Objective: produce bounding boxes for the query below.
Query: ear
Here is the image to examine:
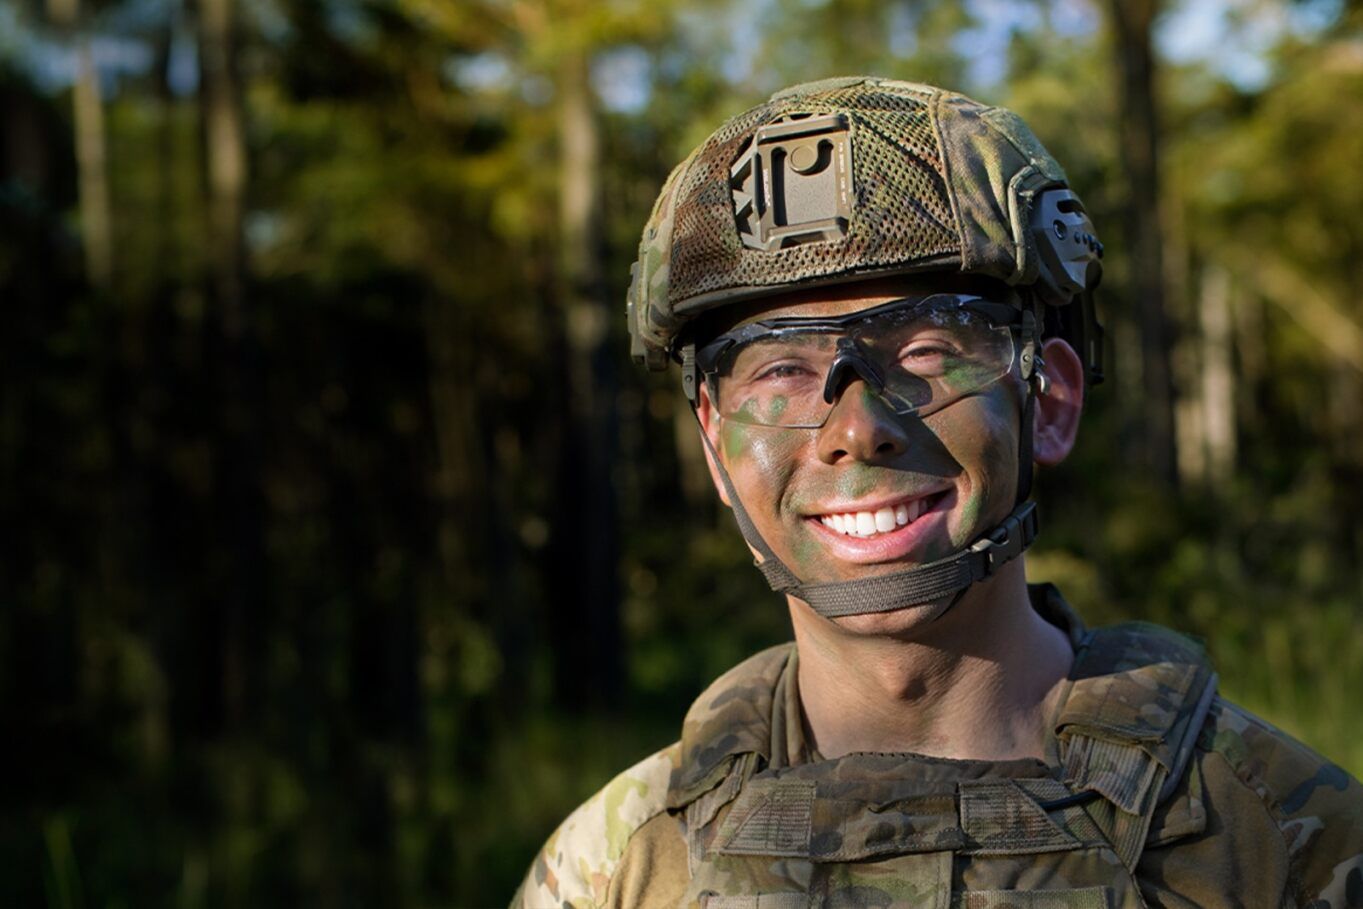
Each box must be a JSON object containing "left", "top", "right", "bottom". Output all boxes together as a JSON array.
[
  {"left": 1033, "top": 337, "right": 1084, "bottom": 467},
  {"left": 695, "top": 383, "right": 732, "bottom": 507}
]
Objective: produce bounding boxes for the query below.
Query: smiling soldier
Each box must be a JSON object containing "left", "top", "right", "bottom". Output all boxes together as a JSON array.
[{"left": 513, "top": 78, "right": 1363, "bottom": 908}]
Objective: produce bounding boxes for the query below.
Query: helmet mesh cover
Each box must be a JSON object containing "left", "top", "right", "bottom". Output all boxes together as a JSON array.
[{"left": 669, "top": 85, "right": 960, "bottom": 307}]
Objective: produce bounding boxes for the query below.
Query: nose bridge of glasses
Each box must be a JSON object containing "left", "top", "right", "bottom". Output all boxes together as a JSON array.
[{"left": 821, "top": 339, "right": 887, "bottom": 406}]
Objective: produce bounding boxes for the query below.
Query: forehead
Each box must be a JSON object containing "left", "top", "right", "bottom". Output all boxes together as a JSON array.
[{"left": 703, "top": 273, "right": 1013, "bottom": 335}]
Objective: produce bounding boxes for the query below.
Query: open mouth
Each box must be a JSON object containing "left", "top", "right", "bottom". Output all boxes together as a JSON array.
[{"left": 814, "top": 492, "right": 947, "bottom": 539}]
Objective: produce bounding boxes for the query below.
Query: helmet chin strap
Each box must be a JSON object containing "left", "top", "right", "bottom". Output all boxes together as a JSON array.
[{"left": 692, "top": 318, "right": 1044, "bottom": 621}]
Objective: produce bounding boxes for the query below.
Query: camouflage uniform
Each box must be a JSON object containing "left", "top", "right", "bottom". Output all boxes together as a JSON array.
[
  {"left": 513, "top": 587, "right": 1363, "bottom": 908},
  {"left": 513, "top": 78, "right": 1363, "bottom": 909}
]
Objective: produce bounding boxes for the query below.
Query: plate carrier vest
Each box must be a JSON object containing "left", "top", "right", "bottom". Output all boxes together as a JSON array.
[{"left": 665, "top": 603, "right": 1218, "bottom": 908}]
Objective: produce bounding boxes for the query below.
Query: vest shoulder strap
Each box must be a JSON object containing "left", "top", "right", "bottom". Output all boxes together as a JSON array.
[
  {"left": 1056, "top": 621, "right": 1218, "bottom": 870},
  {"left": 667, "top": 644, "right": 792, "bottom": 811}
]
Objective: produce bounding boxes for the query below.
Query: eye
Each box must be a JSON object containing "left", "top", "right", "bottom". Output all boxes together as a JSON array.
[
  {"left": 902, "top": 340, "right": 957, "bottom": 356},
  {"left": 752, "top": 360, "right": 820, "bottom": 382},
  {"left": 899, "top": 337, "right": 964, "bottom": 362}
]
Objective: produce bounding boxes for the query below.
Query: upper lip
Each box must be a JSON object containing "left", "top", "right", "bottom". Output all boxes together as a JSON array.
[{"left": 804, "top": 489, "right": 947, "bottom": 517}]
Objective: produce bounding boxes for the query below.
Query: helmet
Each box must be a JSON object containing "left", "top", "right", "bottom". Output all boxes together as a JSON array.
[
  {"left": 626, "top": 76, "right": 1103, "bottom": 387},
  {"left": 626, "top": 77, "right": 1105, "bottom": 620}
]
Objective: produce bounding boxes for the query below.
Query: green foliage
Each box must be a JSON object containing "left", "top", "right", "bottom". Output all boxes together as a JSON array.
[{"left": 3, "top": 1, "right": 1362, "bottom": 906}]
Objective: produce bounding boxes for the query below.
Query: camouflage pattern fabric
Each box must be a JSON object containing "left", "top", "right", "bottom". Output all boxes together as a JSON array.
[
  {"left": 512, "top": 587, "right": 1363, "bottom": 908},
  {"left": 627, "top": 77, "right": 1086, "bottom": 368},
  {"left": 512, "top": 743, "right": 685, "bottom": 908}
]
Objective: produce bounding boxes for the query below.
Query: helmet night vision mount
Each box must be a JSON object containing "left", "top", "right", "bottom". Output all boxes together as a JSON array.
[{"left": 625, "top": 77, "right": 1105, "bottom": 620}]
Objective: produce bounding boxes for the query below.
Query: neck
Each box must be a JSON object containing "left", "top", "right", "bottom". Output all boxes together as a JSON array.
[{"left": 790, "top": 559, "right": 1073, "bottom": 763}]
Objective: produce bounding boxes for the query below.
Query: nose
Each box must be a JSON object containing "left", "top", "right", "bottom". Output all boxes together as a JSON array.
[{"left": 815, "top": 378, "right": 911, "bottom": 464}]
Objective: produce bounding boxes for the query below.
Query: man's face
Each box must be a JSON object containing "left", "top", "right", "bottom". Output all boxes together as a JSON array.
[{"left": 697, "top": 275, "right": 1030, "bottom": 618}]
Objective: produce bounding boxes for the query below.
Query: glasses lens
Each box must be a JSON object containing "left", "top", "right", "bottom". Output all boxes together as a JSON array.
[
  {"left": 873, "top": 301, "right": 1015, "bottom": 416},
  {"left": 715, "top": 332, "right": 839, "bottom": 427},
  {"left": 710, "top": 298, "right": 1015, "bottom": 427}
]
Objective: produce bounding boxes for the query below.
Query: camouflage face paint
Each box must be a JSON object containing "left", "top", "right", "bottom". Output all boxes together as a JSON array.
[
  {"left": 926, "top": 383, "right": 1020, "bottom": 551},
  {"left": 705, "top": 286, "right": 1029, "bottom": 589},
  {"left": 831, "top": 387, "right": 887, "bottom": 501},
  {"left": 835, "top": 463, "right": 881, "bottom": 501},
  {"left": 716, "top": 415, "right": 824, "bottom": 573},
  {"left": 722, "top": 414, "right": 753, "bottom": 461},
  {"left": 721, "top": 398, "right": 764, "bottom": 460}
]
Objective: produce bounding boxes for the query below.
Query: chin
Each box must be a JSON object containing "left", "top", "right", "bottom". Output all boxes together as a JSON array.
[{"left": 807, "top": 596, "right": 957, "bottom": 639}]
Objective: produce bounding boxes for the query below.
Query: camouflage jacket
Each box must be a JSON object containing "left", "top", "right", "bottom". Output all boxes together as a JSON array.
[{"left": 513, "top": 587, "right": 1363, "bottom": 908}]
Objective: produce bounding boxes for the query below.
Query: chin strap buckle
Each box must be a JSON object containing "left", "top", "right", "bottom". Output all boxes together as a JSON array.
[{"left": 970, "top": 501, "right": 1040, "bottom": 577}]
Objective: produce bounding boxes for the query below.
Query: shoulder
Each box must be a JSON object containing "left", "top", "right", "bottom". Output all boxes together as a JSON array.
[
  {"left": 1199, "top": 695, "right": 1363, "bottom": 905},
  {"left": 511, "top": 742, "right": 684, "bottom": 909}
]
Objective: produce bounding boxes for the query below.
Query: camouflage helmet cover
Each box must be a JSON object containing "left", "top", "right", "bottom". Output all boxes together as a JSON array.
[{"left": 627, "top": 76, "right": 1103, "bottom": 369}]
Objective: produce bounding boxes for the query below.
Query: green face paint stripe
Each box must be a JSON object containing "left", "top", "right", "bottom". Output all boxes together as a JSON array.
[
  {"left": 835, "top": 464, "right": 881, "bottom": 500},
  {"left": 788, "top": 531, "right": 827, "bottom": 575},
  {"left": 721, "top": 418, "right": 751, "bottom": 461},
  {"left": 955, "top": 489, "right": 984, "bottom": 548}
]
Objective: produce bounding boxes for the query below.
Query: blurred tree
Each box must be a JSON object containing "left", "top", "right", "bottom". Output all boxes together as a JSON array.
[
  {"left": 2, "top": 0, "right": 1362, "bottom": 905},
  {"left": 45, "top": 0, "right": 113, "bottom": 287},
  {"left": 1106, "top": 0, "right": 1178, "bottom": 486}
]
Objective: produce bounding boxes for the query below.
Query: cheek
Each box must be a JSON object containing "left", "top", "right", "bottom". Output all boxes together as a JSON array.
[
  {"left": 930, "top": 391, "right": 1021, "bottom": 542},
  {"left": 720, "top": 422, "right": 807, "bottom": 506},
  {"left": 719, "top": 423, "right": 837, "bottom": 572}
]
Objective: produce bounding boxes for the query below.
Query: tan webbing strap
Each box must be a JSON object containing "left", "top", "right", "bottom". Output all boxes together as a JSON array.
[
  {"left": 1062, "top": 735, "right": 1168, "bottom": 870},
  {"left": 684, "top": 752, "right": 759, "bottom": 874},
  {"left": 1056, "top": 622, "right": 1219, "bottom": 871}
]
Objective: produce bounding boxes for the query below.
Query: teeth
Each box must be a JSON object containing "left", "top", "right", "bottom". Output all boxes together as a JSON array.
[
  {"left": 874, "top": 508, "right": 896, "bottom": 533},
  {"left": 818, "top": 497, "right": 934, "bottom": 538}
]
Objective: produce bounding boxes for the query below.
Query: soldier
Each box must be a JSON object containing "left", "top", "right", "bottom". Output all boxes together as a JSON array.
[{"left": 513, "top": 78, "right": 1363, "bottom": 908}]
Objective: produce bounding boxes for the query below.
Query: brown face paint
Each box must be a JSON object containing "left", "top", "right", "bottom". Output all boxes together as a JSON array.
[
  {"left": 927, "top": 383, "right": 1020, "bottom": 552},
  {"left": 717, "top": 417, "right": 825, "bottom": 574}
]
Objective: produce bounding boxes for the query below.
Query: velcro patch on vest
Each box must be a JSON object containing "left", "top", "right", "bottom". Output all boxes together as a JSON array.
[
  {"left": 958, "top": 780, "right": 1080, "bottom": 855},
  {"left": 809, "top": 785, "right": 963, "bottom": 861},
  {"left": 712, "top": 777, "right": 969, "bottom": 861},
  {"left": 1014, "top": 779, "right": 1109, "bottom": 846},
  {"left": 713, "top": 779, "right": 815, "bottom": 857}
]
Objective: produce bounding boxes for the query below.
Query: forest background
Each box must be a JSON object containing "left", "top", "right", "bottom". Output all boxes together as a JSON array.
[{"left": 4, "top": 0, "right": 1363, "bottom": 904}]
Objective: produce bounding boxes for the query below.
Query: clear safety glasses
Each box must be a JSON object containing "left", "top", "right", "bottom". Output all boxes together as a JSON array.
[{"left": 696, "top": 293, "right": 1024, "bottom": 429}]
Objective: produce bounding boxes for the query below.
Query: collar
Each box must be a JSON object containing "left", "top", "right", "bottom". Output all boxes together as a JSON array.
[{"left": 666, "top": 585, "right": 1211, "bottom": 813}]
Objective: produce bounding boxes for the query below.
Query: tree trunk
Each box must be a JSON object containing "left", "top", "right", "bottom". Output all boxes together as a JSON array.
[
  {"left": 1198, "top": 265, "right": 1236, "bottom": 484},
  {"left": 550, "top": 48, "right": 622, "bottom": 710},
  {"left": 199, "top": 0, "right": 247, "bottom": 331},
  {"left": 1108, "top": 0, "right": 1178, "bottom": 485},
  {"left": 196, "top": 0, "right": 259, "bottom": 733},
  {"left": 47, "top": 0, "right": 113, "bottom": 289}
]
